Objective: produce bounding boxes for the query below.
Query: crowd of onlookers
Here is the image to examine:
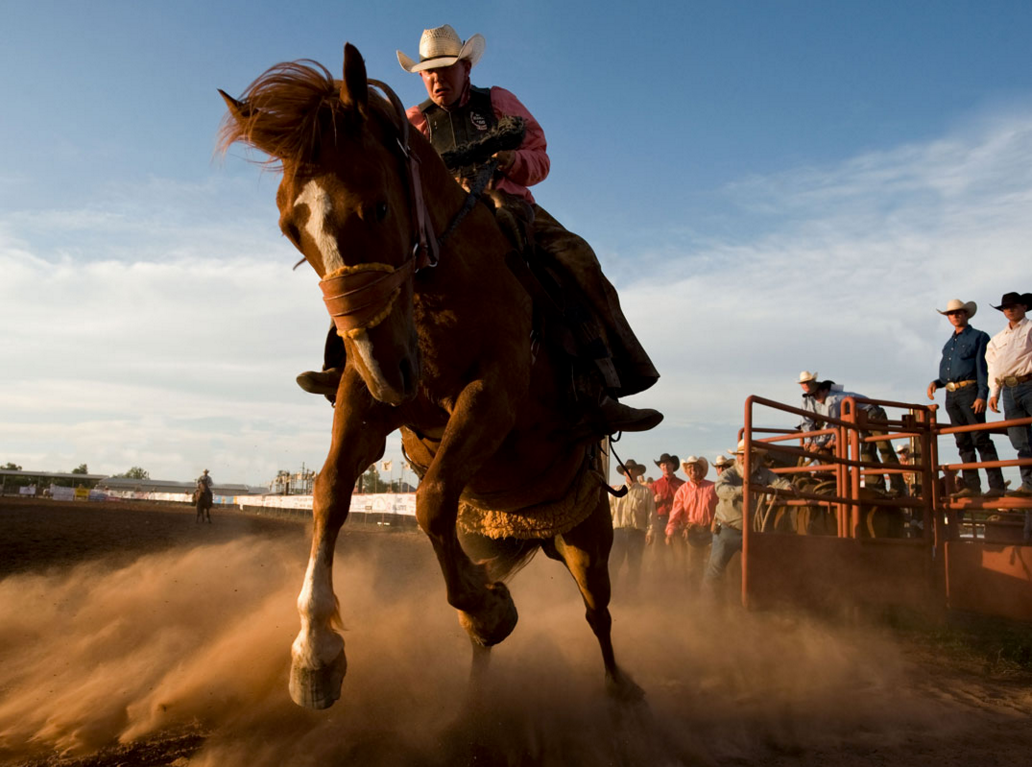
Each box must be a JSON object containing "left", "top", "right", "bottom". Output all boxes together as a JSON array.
[{"left": 609, "top": 291, "right": 1032, "bottom": 600}]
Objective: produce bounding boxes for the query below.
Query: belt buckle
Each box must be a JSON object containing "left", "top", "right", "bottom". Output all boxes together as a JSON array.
[
  {"left": 946, "top": 382, "right": 957, "bottom": 392},
  {"left": 1004, "top": 375, "right": 1019, "bottom": 387}
]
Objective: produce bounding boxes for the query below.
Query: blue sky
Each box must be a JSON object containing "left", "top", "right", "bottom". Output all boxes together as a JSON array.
[{"left": 2, "top": 1, "right": 1030, "bottom": 486}]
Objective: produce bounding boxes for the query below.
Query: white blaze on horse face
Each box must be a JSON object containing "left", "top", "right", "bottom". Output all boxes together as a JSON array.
[
  {"left": 350, "top": 331, "right": 389, "bottom": 390},
  {"left": 295, "top": 180, "right": 345, "bottom": 274}
]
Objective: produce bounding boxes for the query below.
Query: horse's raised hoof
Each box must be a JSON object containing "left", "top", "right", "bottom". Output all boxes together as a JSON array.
[
  {"left": 457, "top": 582, "right": 518, "bottom": 647},
  {"left": 605, "top": 667, "right": 646, "bottom": 702},
  {"left": 289, "top": 645, "right": 347, "bottom": 710}
]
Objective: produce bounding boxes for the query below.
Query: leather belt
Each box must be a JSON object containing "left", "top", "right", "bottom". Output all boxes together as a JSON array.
[
  {"left": 945, "top": 380, "right": 975, "bottom": 391},
  {"left": 997, "top": 373, "right": 1032, "bottom": 388}
]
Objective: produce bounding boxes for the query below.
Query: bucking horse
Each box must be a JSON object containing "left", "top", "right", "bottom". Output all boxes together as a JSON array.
[{"left": 218, "top": 45, "right": 653, "bottom": 709}]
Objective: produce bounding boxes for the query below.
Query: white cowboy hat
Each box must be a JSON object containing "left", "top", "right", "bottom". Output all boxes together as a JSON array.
[
  {"left": 937, "top": 299, "right": 977, "bottom": 319},
  {"left": 713, "top": 455, "right": 732, "bottom": 467},
  {"left": 798, "top": 370, "right": 818, "bottom": 383},
  {"left": 895, "top": 443, "right": 912, "bottom": 454},
  {"left": 728, "top": 439, "right": 768, "bottom": 456},
  {"left": 681, "top": 455, "right": 709, "bottom": 476},
  {"left": 397, "top": 25, "right": 486, "bottom": 73}
]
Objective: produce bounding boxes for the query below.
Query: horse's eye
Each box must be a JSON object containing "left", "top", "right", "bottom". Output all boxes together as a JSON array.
[
  {"left": 375, "top": 202, "right": 388, "bottom": 221},
  {"left": 284, "top": 222, "right": 302, "bottom": 244}
]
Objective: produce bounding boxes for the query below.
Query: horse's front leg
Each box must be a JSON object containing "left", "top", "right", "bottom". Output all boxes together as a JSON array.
[
  {"left": 289, "top": 370, "right": 395, "bottom": 710},
  {"left": 416, "top": 378, "right": 519, "bottom": 647}
]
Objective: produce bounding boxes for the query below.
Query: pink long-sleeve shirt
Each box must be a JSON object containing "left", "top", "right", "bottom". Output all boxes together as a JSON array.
[
  {"left": 406, "top": 86, "right": 550, "bottom": 203},
  {"left": 665, "top": 479, "right": 717, "bottom": 538}
]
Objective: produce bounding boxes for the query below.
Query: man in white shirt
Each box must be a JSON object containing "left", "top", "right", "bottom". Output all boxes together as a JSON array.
[
  {"left": 986, "top": 292, "right": 1032, "bottom": 497},
  {"left": 608, "top": 459, "right": 656, "bottom": 594}
]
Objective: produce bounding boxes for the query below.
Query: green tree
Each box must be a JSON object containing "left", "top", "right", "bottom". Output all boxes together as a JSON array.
[
  {"left": 357, "top": 466, "right": 387, "bottom": 494},
  {"left": 71, "top": 464, "right": 88, "bottom": 474},
  {"left": 116, "top": 466, "right": 150, "bottom": 480},
  {"left": 1, "top": 462, "right": 30, "bottom": 488}
]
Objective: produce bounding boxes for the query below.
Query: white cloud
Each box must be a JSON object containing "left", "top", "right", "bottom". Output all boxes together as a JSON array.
[
  {"left": 3, "top": 109, "right": 1030, "bottom": 486},
  {"left": 610, "top": 108, "right": 1032, "bottom": 477}
]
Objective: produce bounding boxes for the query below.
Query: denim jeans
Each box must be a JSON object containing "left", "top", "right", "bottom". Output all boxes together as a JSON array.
[
  {"left": 1002, "top": 380, "right": 1032, "bottom": 489},
  {"left": 861, "top": 405, "right": 906, "bottom": 494},
  {"left": 945, "top": 384, "right": 1005, "bottom": 492},
  {"left": 610, "top": 527, "right": 647, "bottom": 594},
  {"left": 703, "top": 525, "right": 742, "bottom": 590}
]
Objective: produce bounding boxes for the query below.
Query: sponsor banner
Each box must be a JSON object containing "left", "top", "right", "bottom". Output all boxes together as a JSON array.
[
  {"left": 19, "top": 485, "right": 37, "bottom": 496},
  {"left": 50, "top": 485, "right": 75, "bottom": 501},
  {"left": 349, "top": 493, "right": 417, "bottom": 516},
  {"left": 74, "top": 486, "right": 90, "bottom": 500},
  {"left": 236, "top": 493, "right": 417, "bottom": 516}
]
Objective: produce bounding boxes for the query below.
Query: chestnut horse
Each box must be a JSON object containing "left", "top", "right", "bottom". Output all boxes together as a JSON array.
[{"left": 219, "top": 45, "right": 643, "bottom": 709}]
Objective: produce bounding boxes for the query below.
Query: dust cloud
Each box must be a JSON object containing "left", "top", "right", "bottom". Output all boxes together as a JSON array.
[{"left": 0, "top": 531, "right": 969, "bottom": 766}]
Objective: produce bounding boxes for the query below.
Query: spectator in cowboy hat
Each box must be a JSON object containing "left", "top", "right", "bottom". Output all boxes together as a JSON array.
[
  {"left": 608, "top": 459, "right": 655, "bottom": 595},
  {"left": 926, "top": 298, "right": 1006, "bottom": 498},
  {"left": 798, "top": 370, "right": 842, "bottom": 445},
  {"left": 666, "top": 456, "right": 718, "bottom": 594},
  {"left": 704, "top": 440, "right": 795, "bottom": 601},
  {"left": 712, "top": 454, "right": 732, "bottom": 476},
  {"left": 649, "top": 453, "right": 684, "bottom": 577},
  {"left": 986, "top": 292, "right": 1032, "bottom": 499}
]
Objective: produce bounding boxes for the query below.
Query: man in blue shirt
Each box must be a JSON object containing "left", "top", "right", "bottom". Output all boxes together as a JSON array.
[{"left": 926, "top": 299, "right": 1006, "bottom": 498}]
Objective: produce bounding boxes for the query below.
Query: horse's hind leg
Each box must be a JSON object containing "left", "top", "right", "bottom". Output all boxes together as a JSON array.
[{"left": 548, "top": 493, "right": 644, "bottom": 700}]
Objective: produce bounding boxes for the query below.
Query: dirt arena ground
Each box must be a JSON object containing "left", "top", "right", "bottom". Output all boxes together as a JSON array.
[{"left": 1, "top": 497, "right": 1031, "bottom": 767}]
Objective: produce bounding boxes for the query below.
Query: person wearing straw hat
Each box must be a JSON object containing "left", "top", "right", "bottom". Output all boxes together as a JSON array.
[
  {"left": 298, "top": 24, "right": 662, "bottom": 438},
  {"left": 798, "top": 370, "right": 842, "bottom": 449},
  {"left": 703, "top": 440, "right": 794, "bottom": 600},
  {"left": 712, "top": 454, "right": 732, "bottom": 477},
  {"left": 397, "top": 24, "right": 660, "bottom": 428},
  {"left": 986, "top": 292, "right": 1032, "bottom": 499},
  {"left": 608, "top": 459, "right": 656, "bottom": 595},
  {"left": 926, "top": 298, "right": 1006, "bottom": 498},
  {"left": 666, "top": 456, "right": 717, "bottom": 594}
]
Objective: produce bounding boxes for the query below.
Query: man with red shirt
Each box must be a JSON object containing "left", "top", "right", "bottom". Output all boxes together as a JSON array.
[
  {"left": 649, "top": 452, "right": 684, "bottom": 577},
  {"left": 665, "top": 456, "right": 718, "bottom": 593}
]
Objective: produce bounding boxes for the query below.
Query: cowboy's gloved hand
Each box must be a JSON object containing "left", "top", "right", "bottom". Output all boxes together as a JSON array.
[{"left": 492, "top": 150, "right": 515, "bottom": 173}]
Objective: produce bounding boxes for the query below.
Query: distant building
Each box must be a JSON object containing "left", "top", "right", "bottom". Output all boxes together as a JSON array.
[
  {"left": 95, "top": 477, "right": 265, "bottom": 496},
  {"left": 269, "top": 469, "right": 316, "bottom": 495}
]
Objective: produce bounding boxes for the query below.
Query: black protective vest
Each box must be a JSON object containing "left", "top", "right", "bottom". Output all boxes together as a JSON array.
[{"left": 419, "top": 86, "right": 498, "bottom": 156}]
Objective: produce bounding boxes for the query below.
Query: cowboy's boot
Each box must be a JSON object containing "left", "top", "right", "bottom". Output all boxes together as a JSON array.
[
  {"left": 572, "top": 367, "right": 663, "bottom": 436},
  {"left": 296, "top": 367, "right": 343, "bottom": 396},
  {"left": 297, "top": 323, "right": 346, "bottom": 402}
]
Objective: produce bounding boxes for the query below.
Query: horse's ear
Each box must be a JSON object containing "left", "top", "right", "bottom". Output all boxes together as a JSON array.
[
  {"left": 341, "top": 43, "right": 369, "bottom": 112},
  {"left": 218, "top": 89, "right": 255, "bottom": 123}
]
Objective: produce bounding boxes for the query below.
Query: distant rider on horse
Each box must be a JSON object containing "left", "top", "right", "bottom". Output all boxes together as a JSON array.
[
  {"left": 297, "top": 24, "right": 661, "bottom": 436},
  {"left": 195, "top": 469, "right": 214, "bottom": 523}
]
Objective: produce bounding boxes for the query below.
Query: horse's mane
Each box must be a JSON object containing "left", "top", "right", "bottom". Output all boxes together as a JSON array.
[{"left": 218, "top": 59, "right": 393, "bottom": 171}]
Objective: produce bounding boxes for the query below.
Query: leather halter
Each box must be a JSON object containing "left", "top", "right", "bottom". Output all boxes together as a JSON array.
[{"left": 317, "top": 79, "right": 438, "bottom": 337}]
